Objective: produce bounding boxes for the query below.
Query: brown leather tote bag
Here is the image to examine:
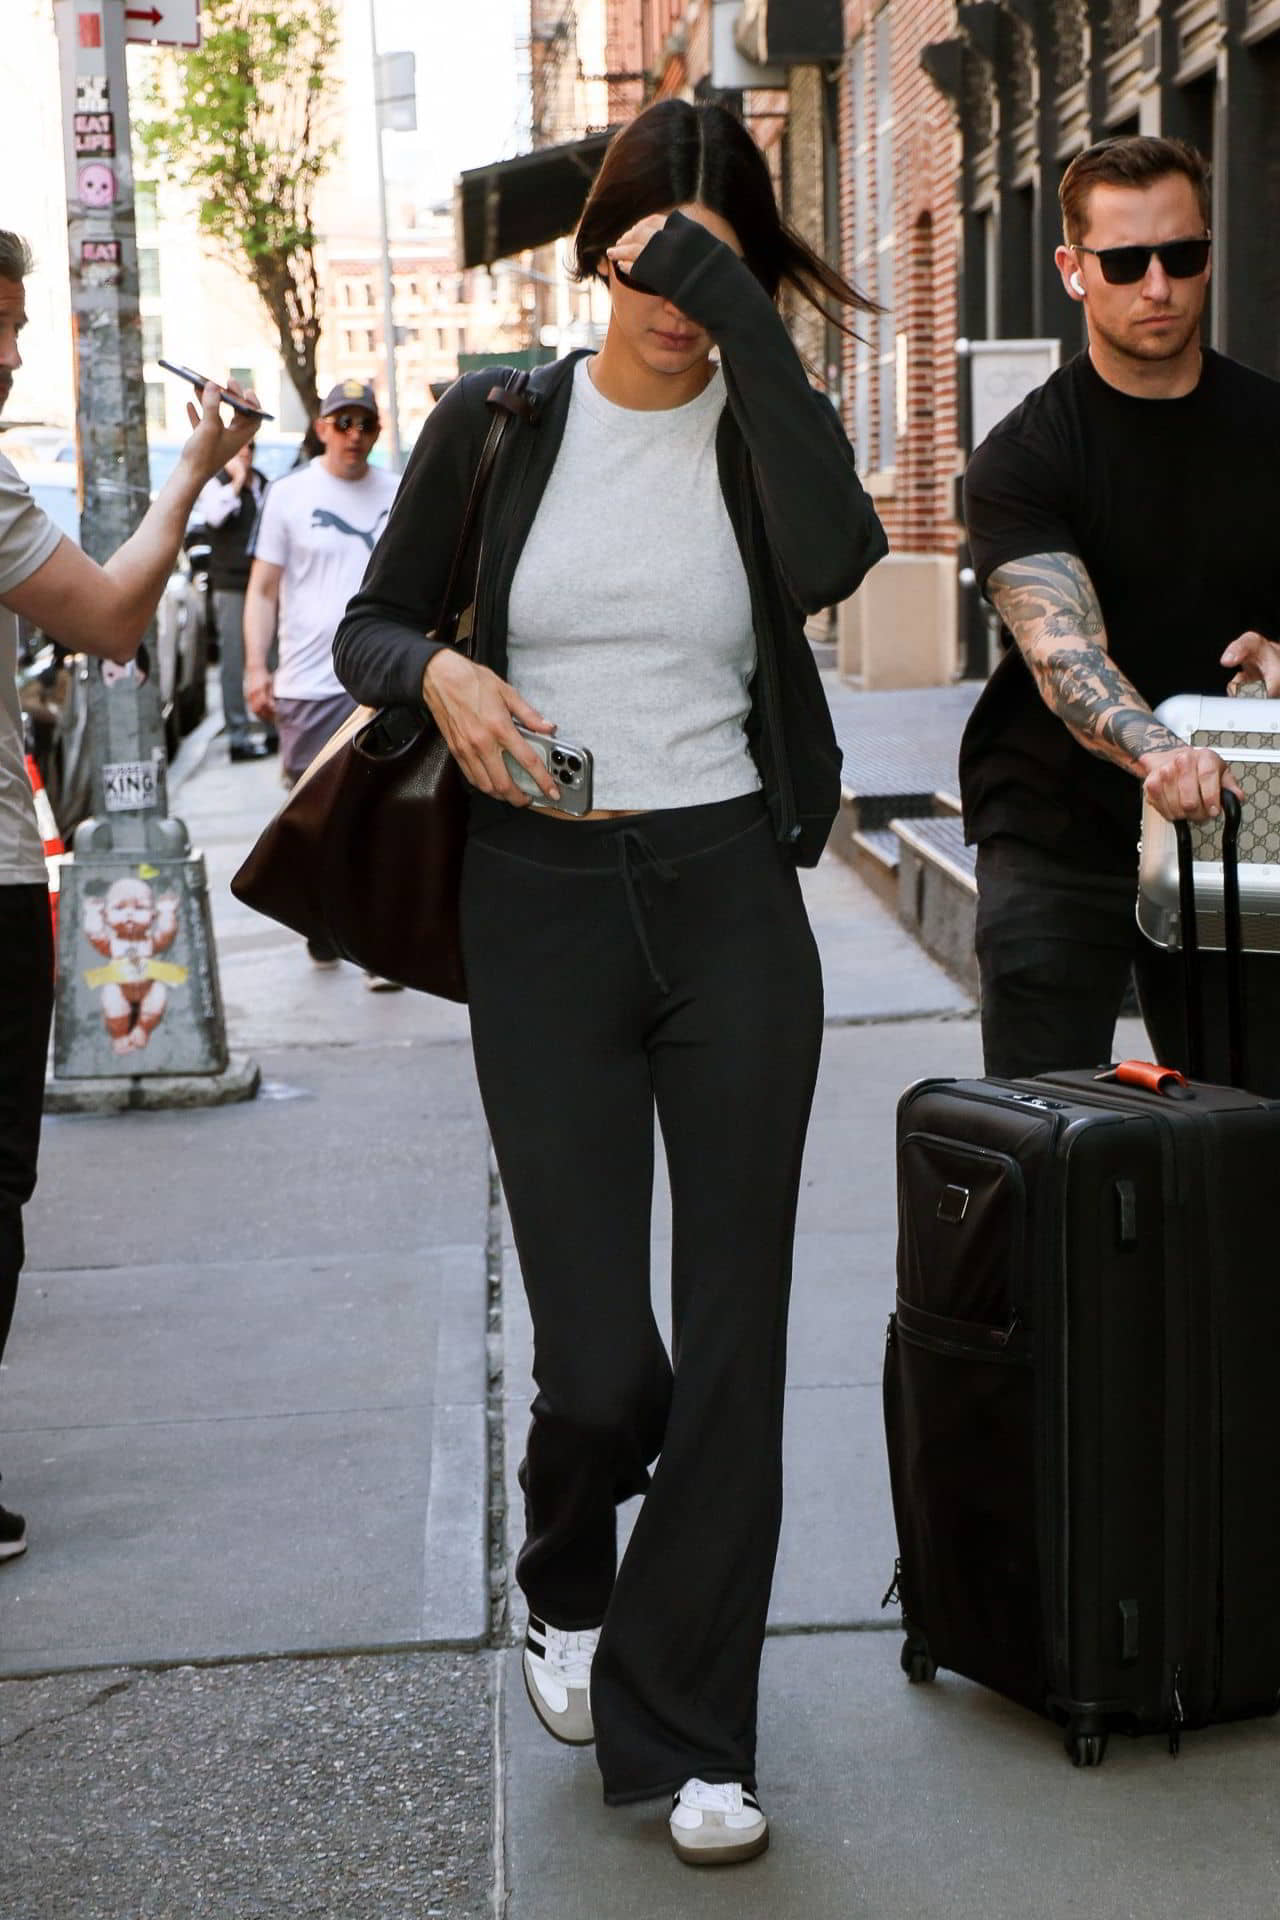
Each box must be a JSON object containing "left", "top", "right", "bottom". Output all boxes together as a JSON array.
[{"left": 230, "top": 373, "right": 529, "bottom": 1000}]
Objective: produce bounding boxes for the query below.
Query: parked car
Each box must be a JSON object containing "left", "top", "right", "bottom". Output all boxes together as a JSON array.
[
  {"left": 147, "top": 433, "right": 303, "bottom": 493},
  {"left": 16, "top": 464, "right": 210, "bottom": 836}
]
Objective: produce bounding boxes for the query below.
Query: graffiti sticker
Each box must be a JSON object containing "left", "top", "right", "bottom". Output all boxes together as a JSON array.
[
  {"left": 74, "top": 111, "right": 115, "bottom": 157},
  {"left": 77, "top": 162, "right": 117, "bottom": 208},
  {"left": 75, "top": 74, "right": 110, "bottom": 113},
  {"left": 103, "top": 760, "right": 159, "bottom": 812},
  {"left": 82, "top": 876, "right": 187, "bottom": 1057}
]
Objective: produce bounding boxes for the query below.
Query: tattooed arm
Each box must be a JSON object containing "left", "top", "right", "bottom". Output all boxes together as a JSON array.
[{"left": 986, "top": 551, "right": 1241, "bottom": 822}]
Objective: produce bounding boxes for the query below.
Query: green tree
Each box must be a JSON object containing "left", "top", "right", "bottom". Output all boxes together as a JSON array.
[{"left": 137, "top": 0, "right": 340, "bottom": 419}]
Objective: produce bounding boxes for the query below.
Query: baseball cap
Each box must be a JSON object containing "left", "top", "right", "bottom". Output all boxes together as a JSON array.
[{"left": 319, "top": 379, "right": 378, "bottom": 419}]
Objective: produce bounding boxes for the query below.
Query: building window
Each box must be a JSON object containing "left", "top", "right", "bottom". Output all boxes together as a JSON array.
[
  {"left": 138, "top": 248, "right": 161, "bottom": 298},
  {"left": 141, "top": 314, "right": 163, "bottom": 363},
  {"left": 145, "top": 381, "right": 166, "bottom": 430},
  {"left": 229, "top": 365, "right": 255, "bottom": 394},
  {"left": 873, "top": 7, "right": 897, "bottom": 471},
  {"left": 135, "top": 181, "right": 158, "bottom": 233},
  {"left": 848, "top": 37, "right": 872, "bottom": 467}
]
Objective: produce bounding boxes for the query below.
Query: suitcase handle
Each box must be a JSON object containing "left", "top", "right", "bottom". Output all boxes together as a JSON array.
[
  {"left": 1172, "top": 789, "right": 1245, "bottom": 1088},
  {"left": 1101, "top": 1059, "right": 1194, "bottom": 1098}
]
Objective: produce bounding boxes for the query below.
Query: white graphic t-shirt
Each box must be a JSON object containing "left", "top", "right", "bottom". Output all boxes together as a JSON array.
[
  {"left": 0, "top": 453, "right": 63, "bottom": 885},
  {"left": 251, "top": 460, "right": 400, "bottom": 699}
]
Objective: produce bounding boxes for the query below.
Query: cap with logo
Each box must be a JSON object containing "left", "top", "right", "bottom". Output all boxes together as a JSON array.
[{"left": 319, "top": 379, "right": 379, "bottom": 420}]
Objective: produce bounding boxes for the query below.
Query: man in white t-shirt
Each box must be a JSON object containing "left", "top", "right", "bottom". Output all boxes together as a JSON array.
[
  {"left": 243, "top": 380, "right": 398, "bottom": 778},
  {"left": 243, "top": 379, "right": 399, "bottom": 971},
  {"left": 0, "top": 230, "right": 259, "bottom": 1559}
]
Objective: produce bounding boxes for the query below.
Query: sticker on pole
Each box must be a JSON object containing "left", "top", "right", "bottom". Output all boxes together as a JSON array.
[{"left": 103, "top": 760, "right": 160, "bottom": 812}]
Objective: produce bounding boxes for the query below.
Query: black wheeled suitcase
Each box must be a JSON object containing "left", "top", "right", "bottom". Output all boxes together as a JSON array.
[{"left": 883, "top": 793, "right": 1280, "bottom": 1764}]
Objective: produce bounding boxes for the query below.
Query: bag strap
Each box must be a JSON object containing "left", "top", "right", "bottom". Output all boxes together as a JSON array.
[{"left": 436, "top": 368, "right": 532, "bottom": 654}]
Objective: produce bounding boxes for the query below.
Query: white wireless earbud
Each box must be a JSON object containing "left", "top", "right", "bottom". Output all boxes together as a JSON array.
[{"left": 1070, "top": 272, "right": 1086, "bottom": 296}]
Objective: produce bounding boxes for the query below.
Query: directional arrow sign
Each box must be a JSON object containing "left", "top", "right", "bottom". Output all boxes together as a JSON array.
[{"left": 125, "top": 1, "right": 201, "bottom": 48}]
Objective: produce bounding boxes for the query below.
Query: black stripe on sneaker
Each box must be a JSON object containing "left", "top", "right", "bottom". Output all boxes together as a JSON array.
[
  {"left": 743, "top": 1792, "right": 761, "bottom": 1812},
  {"left": 525, "top": 1620, "right": 547, "bottom": 1656}
]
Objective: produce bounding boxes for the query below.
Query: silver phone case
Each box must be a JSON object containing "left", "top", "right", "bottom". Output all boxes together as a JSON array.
[
  {"left": 502, "top": 726, "right": 595, "bottom": 814},
  {"left": 1137, "top": 694, "right": 1280, "bottom": 953}
]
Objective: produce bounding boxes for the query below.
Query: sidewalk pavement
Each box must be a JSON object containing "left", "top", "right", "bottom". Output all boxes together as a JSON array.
[{"left": 5, "top": 709, "right": 1278, "bottom": 1919}]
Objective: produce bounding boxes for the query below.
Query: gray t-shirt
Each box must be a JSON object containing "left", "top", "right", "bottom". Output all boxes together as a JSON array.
[
  {"left": 0, "top": 453, "right": 62, "bottom": 885},
  {"left": 506, "top": 357, "right": 759, "bottom": 811}
]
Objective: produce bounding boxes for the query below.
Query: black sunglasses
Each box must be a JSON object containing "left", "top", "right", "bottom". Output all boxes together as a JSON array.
[
  {"left": 1072, "top": 234, "right": 1211, "bottom": 286},
  {"left": 331, "top": 410, "right": 378, "bottom": 434}
]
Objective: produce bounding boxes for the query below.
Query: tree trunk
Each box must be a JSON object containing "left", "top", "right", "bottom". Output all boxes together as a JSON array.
[{"left": 254, "top": 264, "right": 322, "bottom": 421}]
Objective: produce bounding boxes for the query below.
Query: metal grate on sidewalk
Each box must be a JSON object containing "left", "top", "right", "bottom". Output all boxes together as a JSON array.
[{"left": 826, "top": 679, "right": 980, "bottom": 830}]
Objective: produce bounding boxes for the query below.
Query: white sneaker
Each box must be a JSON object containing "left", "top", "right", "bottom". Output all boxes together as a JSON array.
[
  {"left": 522, "top": 1614, "right": 599, "bottom": 1746},
  {"left": 363, "top": 972, "right": 404, "bottom": 992},
  {"left": 669, "top": 1778, "right": 769, "bottom": 1866}
]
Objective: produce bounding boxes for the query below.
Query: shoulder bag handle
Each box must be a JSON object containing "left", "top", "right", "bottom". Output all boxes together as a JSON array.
[{"left": 436, "top": 368, "right": 532, "bottom": 655}]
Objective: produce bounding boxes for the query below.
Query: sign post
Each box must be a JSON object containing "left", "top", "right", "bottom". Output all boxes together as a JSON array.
[{"left": 48, "top": 0, "right": 254, "bottom": 1106}]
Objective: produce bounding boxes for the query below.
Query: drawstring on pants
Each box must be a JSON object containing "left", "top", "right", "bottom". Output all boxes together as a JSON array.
[{"left": 616, "top": 830, "right": 678, "bottom": 993}]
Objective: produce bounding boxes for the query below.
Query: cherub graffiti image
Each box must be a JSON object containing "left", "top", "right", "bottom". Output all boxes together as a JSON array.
[{"left": 82, "top": 876, "right": 188, "bottom": 1055}]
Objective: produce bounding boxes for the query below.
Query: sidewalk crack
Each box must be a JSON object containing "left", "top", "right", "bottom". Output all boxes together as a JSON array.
[{"left": 0, "top": 1676, "right": 131, "bottom": 1750}]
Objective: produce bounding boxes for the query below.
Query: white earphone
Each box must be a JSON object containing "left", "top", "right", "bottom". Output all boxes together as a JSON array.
[{"left": 1070, "top": 271, "right": 1086, "bottom": 296}]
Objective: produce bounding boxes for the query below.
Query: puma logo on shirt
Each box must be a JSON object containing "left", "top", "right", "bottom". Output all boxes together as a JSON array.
[
  {"left": 252, "top": 461, "right": 400, "bottom": 700},
  {"left": 310, "top": 506, "right": 391, "bottom": 551}
]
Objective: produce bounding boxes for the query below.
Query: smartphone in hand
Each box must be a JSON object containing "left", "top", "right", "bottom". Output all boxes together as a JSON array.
[
  {"left": 502, "top": 725, "right": 594, "bottom": 813},
  {"left": 157, "top": 360, "right": 275, "bottom": 420}
]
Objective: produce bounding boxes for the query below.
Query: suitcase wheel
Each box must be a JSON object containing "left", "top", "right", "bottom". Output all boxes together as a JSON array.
[
  {"left": 1066, "top": 1726, "right": 1109, "bottom": 1768},
  {"left": 900, "top": 1635, "right": 937, "bottom": 1685}
]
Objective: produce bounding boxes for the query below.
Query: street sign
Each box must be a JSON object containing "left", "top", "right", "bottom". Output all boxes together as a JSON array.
[
  {"left": 375, "top": 50, "right": 417, "bottom": 132},
  {"left": 124, "top": 1, "right": 200, "bottom": 48}
]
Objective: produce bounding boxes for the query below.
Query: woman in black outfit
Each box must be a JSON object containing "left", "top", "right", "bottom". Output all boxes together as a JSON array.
[{"left": 334, "top": 100, "right": 886, "bottom": 1865}]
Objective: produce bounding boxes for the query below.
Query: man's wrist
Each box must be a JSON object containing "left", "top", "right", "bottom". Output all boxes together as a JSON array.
[{"left": 1135, "top": 730, "right": 1190, "bottom": 773}]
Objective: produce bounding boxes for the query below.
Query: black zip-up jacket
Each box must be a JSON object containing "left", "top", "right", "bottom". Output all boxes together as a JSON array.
[{"left": 333, "top": 212, "right": 888, "bottom": 865}]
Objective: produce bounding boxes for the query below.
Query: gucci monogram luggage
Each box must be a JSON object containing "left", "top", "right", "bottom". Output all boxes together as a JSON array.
[{"left": 1136, "top": 693, "right": 1280, "bottom": 1091}]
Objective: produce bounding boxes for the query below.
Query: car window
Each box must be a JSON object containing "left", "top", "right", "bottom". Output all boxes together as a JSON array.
[{"left": 27, "top": 482, "right": 79, "bottom": 542}]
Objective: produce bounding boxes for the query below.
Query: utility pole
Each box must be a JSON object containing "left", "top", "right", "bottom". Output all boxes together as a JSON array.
[
  {"left": 369, "top": 0, "right": 414, "bottom": 471},
  {"left": 48, "top": 0, "right": 255, "bottom": 1107}
]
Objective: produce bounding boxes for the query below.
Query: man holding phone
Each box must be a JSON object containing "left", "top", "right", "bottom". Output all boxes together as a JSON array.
[
  {"left": 242, "top": 379, "right": 399, "bottom": 969},
  {"left": 0, "top": 230, "right": 260, "bottom": 1557}
]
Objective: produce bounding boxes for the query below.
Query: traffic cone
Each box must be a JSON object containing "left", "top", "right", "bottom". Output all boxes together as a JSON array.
[{"left": 24, "top": 751, "right": 66, "bottom": 968}]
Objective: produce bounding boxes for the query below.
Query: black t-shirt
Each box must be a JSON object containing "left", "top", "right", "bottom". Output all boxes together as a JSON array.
[{"left": 961, "top": 349, "right": 1280, "bottom": 871}]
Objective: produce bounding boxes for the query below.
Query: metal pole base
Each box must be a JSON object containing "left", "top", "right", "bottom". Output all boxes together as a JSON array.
[{"left": 44, "top": 1052, "right": 260, "bottom": 1115}]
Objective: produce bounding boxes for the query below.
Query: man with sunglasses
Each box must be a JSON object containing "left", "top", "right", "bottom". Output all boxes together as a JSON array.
[
  {"left": 960, "top": 136, "right": 1280, "bottom": 1078},
  {"left": 243, "top": 380, "right": 399, "bottom": 969}
]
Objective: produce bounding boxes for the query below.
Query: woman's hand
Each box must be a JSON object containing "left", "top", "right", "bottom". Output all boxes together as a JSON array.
[
  {"left": 605, "top": 215, "right": 669, "bottom": 285},
  {"left": 423, "top": 649, "right": 561, "bottom": 805}
]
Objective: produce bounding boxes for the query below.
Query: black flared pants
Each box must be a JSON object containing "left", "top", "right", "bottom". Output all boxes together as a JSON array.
[
  {"left": 0, "top": 885, "right": 54, "bottom": 1370},
  {"left": 460, "top": 793, "right": 823, "bottom": 1803}
]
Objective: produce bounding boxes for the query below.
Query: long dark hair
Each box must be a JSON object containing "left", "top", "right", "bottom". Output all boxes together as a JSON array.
[{"left": 573, "top": 99, "right": 877, "bottom": 331}]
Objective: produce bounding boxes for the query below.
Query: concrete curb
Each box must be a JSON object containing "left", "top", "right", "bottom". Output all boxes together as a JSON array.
[{"left": 43, "top": 1051, "right": 261, "bottom": 1113}]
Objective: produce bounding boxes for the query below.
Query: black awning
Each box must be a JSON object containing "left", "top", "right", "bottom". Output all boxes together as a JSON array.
[{"left": 455, "top": 129, "right": 617, "bottom": 268}]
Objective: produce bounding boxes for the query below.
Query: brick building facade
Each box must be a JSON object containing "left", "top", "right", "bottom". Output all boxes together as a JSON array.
[{"left": 322, "top": 214, "right": 529, "bottom": 443}]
